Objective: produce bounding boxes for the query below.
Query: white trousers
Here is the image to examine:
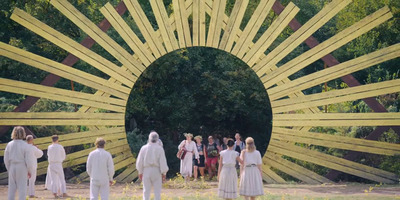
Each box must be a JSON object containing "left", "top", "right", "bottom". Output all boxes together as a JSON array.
[
  {"left": 8, "top": 163, "right": 27, "bottom": 200},
  {"left": 28, "top": 168, "right": 37, "bottom": 196},
  {"left": 49, "top": 163, "right": 67, "bottom": 194},
  {"left": 142, "top": 167, "right": 162, "bottom": 200},
  {"left": 90, "top": 179, "right": 109, "bottom": 200}
]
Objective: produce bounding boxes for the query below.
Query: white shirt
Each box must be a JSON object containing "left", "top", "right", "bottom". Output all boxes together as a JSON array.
[
  {"left": 241, "top": 150, "right": 262, "bottom": 165},
  {"left": 47, "top": 143, "right": 66, "bottom": 163},
  {"left": 3, "top": 140, "right": 34, "bottom": 174},
  {"left": 220, "top": 149, "right": 239, "bottom": 165},
  {"left": 136, "top": 143, "right": 169, "bottom": 175},
  {"left": 28, "top": 144, "right": 43, "bottom": 169},
  {"left": 178, "top": 140, "right": 199, "bottom": 159},
  {"left": 86, "top": 148, "right": 114, "bottom": 182}
]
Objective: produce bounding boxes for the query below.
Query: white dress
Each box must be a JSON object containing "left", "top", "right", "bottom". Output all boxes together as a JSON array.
[
  {"left": 239, "top": 150, "right": 264, "bottom": 196},
  {"left": 218, "top": 149, "right": 239, "bottom": 199},
  {"left": 178, "top": 140, "right": 199, "bottom": 177}
]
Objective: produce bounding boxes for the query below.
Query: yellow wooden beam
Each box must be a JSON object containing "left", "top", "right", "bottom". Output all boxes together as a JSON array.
[
  {"left": 271, "top": 79, "right": 400, "bottom": 113},
  {"left": 10, "top": 8, "right": 136, "bottom": 88},
  {"left": 231, "top": 0, "right": 275, "bottom": 58},
  {"left": 268, "top": 43, "right": 400, "bottom": 100},
  {"left": 262, "top": 6, "right": 393, "bottom": 88},
  {"left": 100, "top": 3, "right": 156, "bottom": 66},
  {"left": 253, "top": 0, "right": 352, "bottom": 74},
  {"left": 206, "top": 0, "right": 227, "bottom": 48},
  {"left": 273, "top": 113, "right": 400, "bottom": 127},
  {"left": 0, "top": 42, "right": 130, "bottom": 100},
  {"left": 192, "top": 0, "right": 206, "bottom": 46},
  {"left": 173, "top": 0, "right": 192, "bottom": 48}
]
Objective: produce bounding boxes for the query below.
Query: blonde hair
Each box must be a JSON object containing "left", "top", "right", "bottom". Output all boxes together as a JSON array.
[
  {"left": 245, "top": 137, "right": 256, "bottom": 152},
  {"left": 11, "top": 126, "right": 26, "bottom": 140},
  {"left": 95, "top": 138, "right": 106, "bottom": 148}
]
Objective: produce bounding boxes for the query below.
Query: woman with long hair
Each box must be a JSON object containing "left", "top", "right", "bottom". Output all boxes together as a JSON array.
[
  {"left": 218, "top": 139, "right": 243, "bottom": 200},
  {"left": 239, "top": 137, "right": 264, "bottom": 200},
  {"left": 178, "top": 133, "right": 199, "bottom": 182}
]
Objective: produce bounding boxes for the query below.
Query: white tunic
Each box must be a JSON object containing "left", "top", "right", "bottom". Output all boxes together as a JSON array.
[
  {"left": 28, "top": 144, "right": 43, "bottom": 168},
  {"left": 87, "top": 148, "right": 115, "bottom": 182},
  {"left": 178, "top": 140, "right": 199, "bottom": 177},
  {"left": 47, "top": 143, "right": 66, "bottom": 163},
  {"left": 136, "top": 143, "right": 169, "bottom": 175},
  {"left": 28, "top": 144, "right": 43, "bottom": 196},
  {"left": 239, "top": 150, "right": 264, "bottom": 196}
]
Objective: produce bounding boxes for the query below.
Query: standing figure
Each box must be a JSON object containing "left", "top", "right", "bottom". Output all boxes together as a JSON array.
[
  {"left": 87, "top": 138, "right": 115, "bottom": 200},
  {"left": 205, "top": 136, "right": 219, "bottom": 180},
  {"left": 221, "top": 137, "right": 228, "bottom": 150},
  {"left": 239, "top": 137, "right": 264, "bottom": 200},
  {"left": 47, "top": 135, "right": 69, "bottom": 198},
  {"left": 218, "top": 139, "right": 243, "bottom": 200},
  {"left": 26, "top": 135, "right": 43, "bottom": 198},
  {"left": 178, "top": 133, "right": 199, "bottom": 182},
  {"left": 3, "top": 126, "right": 34, "bottom": 200},
  {"left": 136, "top": 131, "right": 169, "bottom": 200},
  {"left": 233, "top": 133, "right": 245, "bottom": 154},
  {"left": 193, "top": 135, "right": 206, "bottom": 181}
]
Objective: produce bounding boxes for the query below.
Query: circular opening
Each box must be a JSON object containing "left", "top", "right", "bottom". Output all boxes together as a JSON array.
[{"left": 125, "top": 47, "right": 272, "bottom": 176}]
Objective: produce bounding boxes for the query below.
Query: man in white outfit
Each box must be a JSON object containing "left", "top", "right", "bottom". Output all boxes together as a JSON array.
[
  {"left": 47, "top": 135, "right": 69, "bottom": 198},
  {"left": 26, "top": 135, "right": 43, "bottom": 198},
  {"left": 136, "top": 131, "right": 169, "bottom": 200},
  {"left": 3, "top": 126, "right": 34, "bottom": 200},
  {"left": 86, "top": 138, "right": 115, "bottom": 200}
]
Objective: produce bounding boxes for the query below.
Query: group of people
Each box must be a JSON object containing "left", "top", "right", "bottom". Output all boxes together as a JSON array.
[
  {"left": 4, "top": 126, "right": 115, "bottom": 200},
  {"left": 4, "top": 127, "right": 263, "bottom": 200},
  {"left": 177, "top": 133, "right": 264, "bottom": 200}
]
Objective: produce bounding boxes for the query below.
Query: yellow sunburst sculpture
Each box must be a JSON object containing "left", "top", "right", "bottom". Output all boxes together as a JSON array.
[{"left": 0, "top": 0, "right": 400, "bottom": 184}]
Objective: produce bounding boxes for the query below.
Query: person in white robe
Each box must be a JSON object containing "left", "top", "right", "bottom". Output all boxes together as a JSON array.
[
  {"left": 136, "top": 131, "right": 169, "bottom": 200},
  {"left": 178, "top": 133, "right": 199, "bottom": 182},
  {"left": 3, "top": 126, "right": 34, "bottom": 200},
  {"left": 86, "top": 138, "right": 114, "bottom": 200},
  {"left": 47, "top": 135, "right": 69, "bottom": 198},
  {"left": 26, "top": 135, "right": 43, "bottom": 198}
]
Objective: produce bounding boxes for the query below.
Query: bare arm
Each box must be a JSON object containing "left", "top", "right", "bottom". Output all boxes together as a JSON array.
[{"left": 217, "top": 156, "right": 223, "bottom": 180}]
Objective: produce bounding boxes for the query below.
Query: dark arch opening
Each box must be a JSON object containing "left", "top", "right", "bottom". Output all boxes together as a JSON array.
[{"left": 125, "top": 47, "right": 272, "bottom": 176}]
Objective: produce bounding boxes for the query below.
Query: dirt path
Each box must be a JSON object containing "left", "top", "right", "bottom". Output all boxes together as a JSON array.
[{"left": 0, "top": 182, "right": 399, "bottom": 199}]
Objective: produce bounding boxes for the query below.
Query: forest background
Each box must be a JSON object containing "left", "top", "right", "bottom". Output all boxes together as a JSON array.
[{"left": 0, "top": 0, "right": 399, "bottom": 182}]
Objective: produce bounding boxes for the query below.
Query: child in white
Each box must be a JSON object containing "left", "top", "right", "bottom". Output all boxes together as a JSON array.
[
  {"left": 26, "top": 135, "right": 43, "bottom": 198},
  {"left": 47, "top": 135, "right": 69, "bottom": 198},
  {"left": 136, "top": 131, "right": 169, "bottom": 200},
  {"left": 218, "top": 139, "right": 243, "bottom": 200},
  {"left": 3, "top": 126, "right": 34, "bottom": 200},
  {"left": 86, "top": 138, "right": 115, "bottom": 200},
  {"left": 239, "top": 137, "right": 264, "bottom": 200}
]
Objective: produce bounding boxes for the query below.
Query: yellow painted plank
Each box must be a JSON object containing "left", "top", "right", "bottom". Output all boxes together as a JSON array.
[
  {"left": 115, "top": 164, "right": 136, "bottom": 181},
  {"left": 0, "top": 42, "right": 130, "bottom": 100},
  {"left": 123, "top": 169, "right": 139, "bottom": 182},
  {"left": 265, "top": 152, "right": 333, "bottom": 183},
  {"left": 0, "top": 112, "right": 124, "bottom": 119},
  {"left": 219, "top": 0, "right": 248, "bottom": 51},
  {"left": 262, "top": 6, "right": 393, "bottom": 88},
  {"left": 125, "top": 0, "right": 167, "bottom": 57},
  {"left": 192, "top": 0, "right": 206, "bottom": 46},
  {"left": 231, "top": 0, "right": 275, "bottom": 58},
  {"left": 51, "top": 0, "right": 145, "bottom": 76},
  {"left": 244, "top": 3, "right": 299, "bottom": 66},
  {"left": 261, "top": 165, "right": 286, "bottom": 184},
  {"left": 254, "top": 0, "right": 352, "bottom": 74},
  {"left": 0, "top": 79, "right": 126, "bottom": 112},
  {"left": 150, "top": 0, "right": 179, "bottom": 52},
  {"left": 10, "top": 8, "right": 136, "bottom": 88},
  {"left": 0, "top": 120, "right": 124, "bottom": 126},
  {"left": 268, "top": 140, "right": 398, "bottom": 183},
  {"left": 173, "top": 0, "right": 192, "bottom": 47},
  {"left": 273, "top": 113, "right": 400, "bottom": 127},
  {"left": 206, "top": 0, "right": 227, "bottom": 48},
  {"left": 268, "top": 44, "right": 400, "bottom": 100},
  {"left": 272, "top": 79, "right": 400, "bottom": 113},
  {"left": 100, "top": 3, "right": 155, "bottom": 66},
  {"left": 264, "top": 156, "right": 320, "bottom": 184},
  {"left": 272, "top": 128, "right": 400, "bottom": 156}
]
